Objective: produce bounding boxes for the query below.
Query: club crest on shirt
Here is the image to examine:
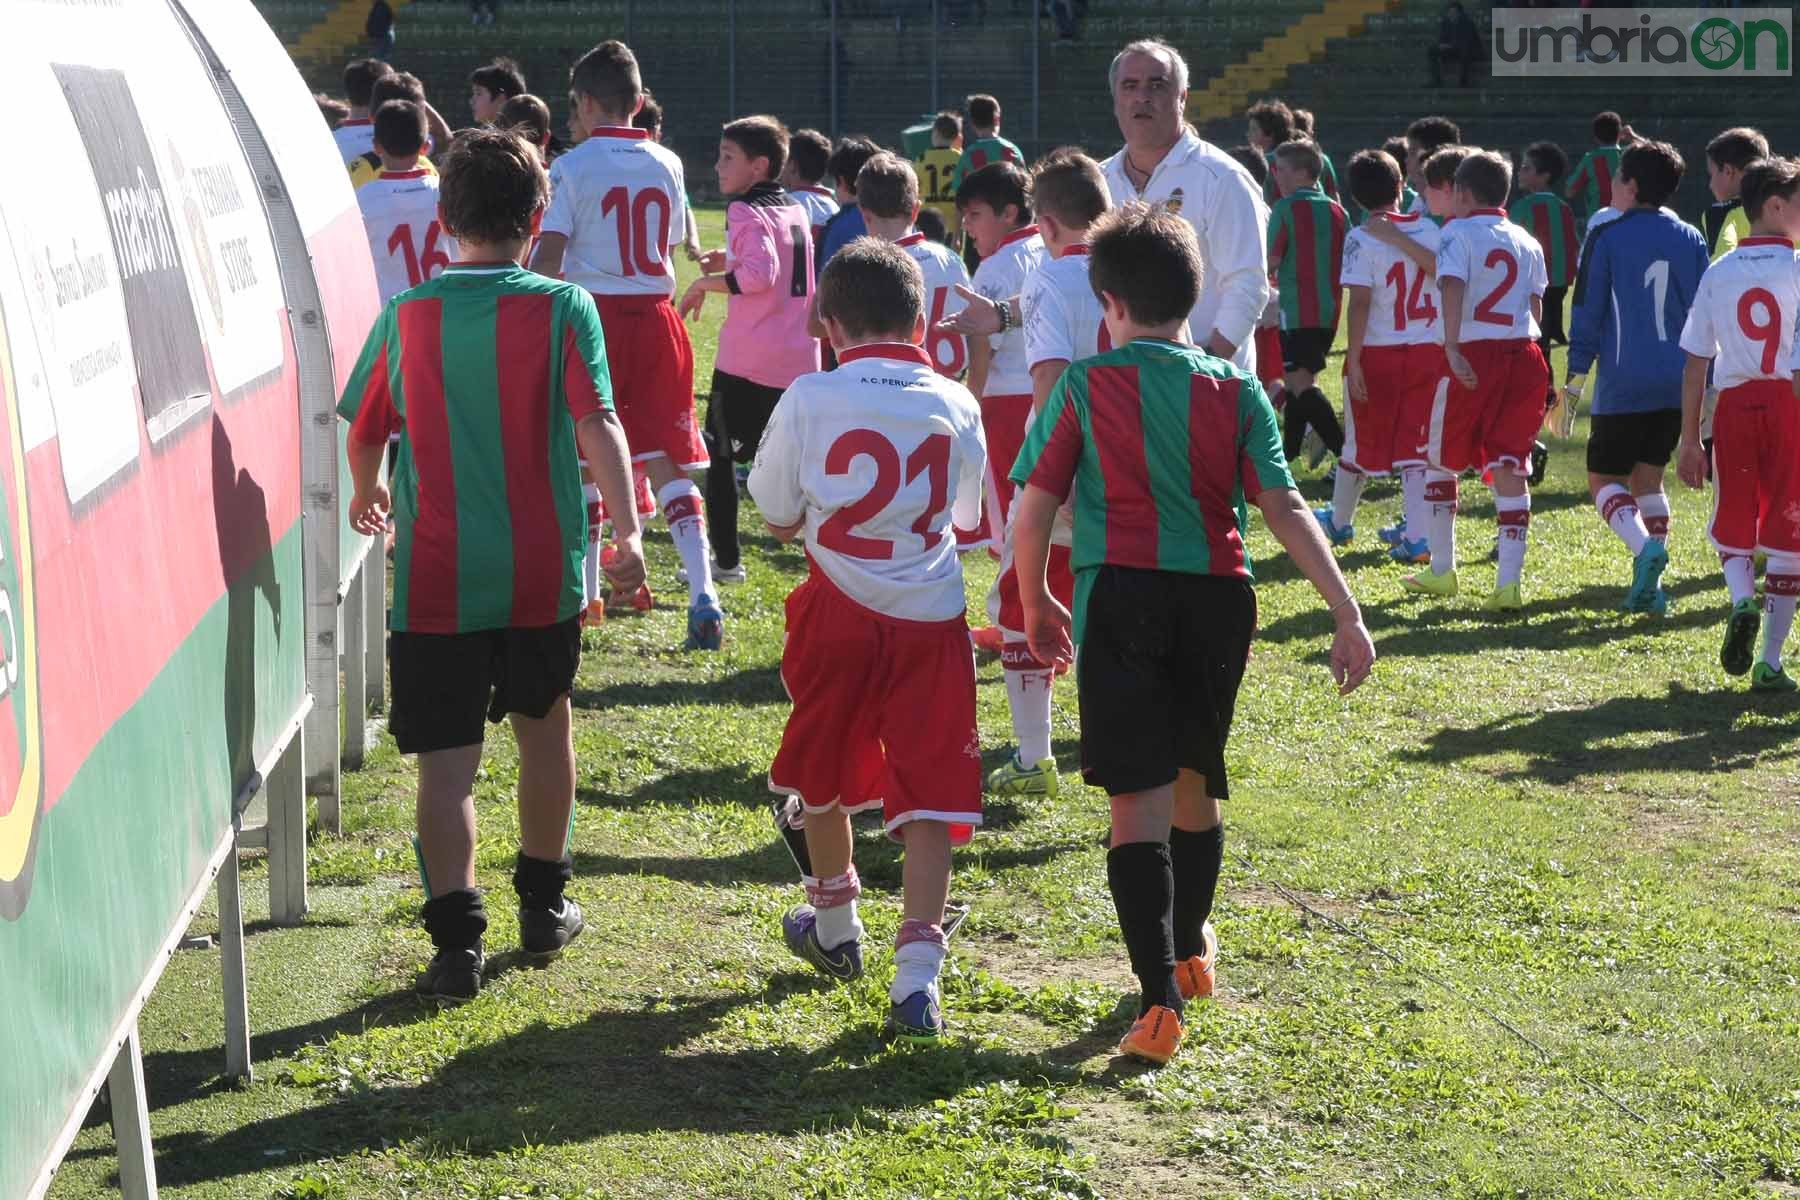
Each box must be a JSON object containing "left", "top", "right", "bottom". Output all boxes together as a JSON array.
[
  {"left": 1786, "top": 499, "right": 1800, "bottom": 540},
  {"left": 1163, "top": 187, "right": 1185, "bottom": 216}
]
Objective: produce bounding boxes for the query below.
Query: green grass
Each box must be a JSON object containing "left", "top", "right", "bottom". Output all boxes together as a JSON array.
[{"left": 48, "top": 207, "right": 1800, "bottom": 1199}]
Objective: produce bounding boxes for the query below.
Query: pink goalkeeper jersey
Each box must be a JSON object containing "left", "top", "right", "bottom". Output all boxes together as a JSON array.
[{"left": 715, "top": 183, "right": 821, "bottom": 389}]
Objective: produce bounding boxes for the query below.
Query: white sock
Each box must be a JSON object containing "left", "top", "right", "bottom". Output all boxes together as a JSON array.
[
  {"left": 1595, "top": 483, "right": 1649, "bottom": 556},
  {"left": 890, "top": 939, "right": 947, "bottom": 1004},
  {"left": 1722, "top": 554, "right": 1756, "bottom": 604},
  {"left": 1763, "top": 557, "right": 1800, "bottom": 669},
  {"left": 1331, "top": 467, "right": 1366, "bottom": 528},
  {"left": 813, "top": 898, "right": 863, "bottom": 948},
  {"left": 1495, "top": 490, "right": 1531, "bottom": 588},
  {"left": 1637, "top": 491, "right": 1670, "bottom": 543},
  {"left": 1400, "top": 466, "right": 1427, "bottom": 540},
  {"left": 657, "top": 478, "right": 713, "bottom": 603},
  {"left": 1005, "top": 667, "right": 1055, "bottom": 765},
  {"left": 583, "top": 484, "right": 602, "bottom": 605},
  {"left": 1424, "top": 470, "right": 1458, "bottom": 575}
]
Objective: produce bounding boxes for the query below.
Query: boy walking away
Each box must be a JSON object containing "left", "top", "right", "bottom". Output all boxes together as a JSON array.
[
  {"left": 1677, "top": 158, "right": 1800, "bottom": 691},
  {"left": 1316, "top": 148, "right": 1442, "bottom": 560},
  {"left": 1010, "top": 203, "right": 1375, "bottom": 1065},
  {"left": 357, "top": 100, "right": 458, "bottom": 304},
  {"left": 1704, "top": 128, "right": 1769, "bottom": 262},
  {"left": 816, "top": 136, "right": 883, "bottom": 273},
  {"left": 914, "top": 112, "right": 965, "bottom": 249},
  {"left": 1227, "top": 145, "right": 1290, "bottom": 406},
  {"left": 958, "top": 162, "right": 1045, "bottom": 544},
  {"left": 1401, "top": 149, "right": 1550, "bottom": 611},
  {"left": 532, "top": 42, "right": 722, "bottom": 649},
  {"left": 338, "top": 129, "right": 648, "bottom": 1001},
  {"left": 1290, "top": 108, "right": 1343, "bottom": 208},
  {"left": 985, "top": 149, "right": 1112, "bottom": 800},
  {"left": 1567, "top": 111, "right": 1627, "bottom": 232},
  {"left": 1565, "top": 140, "right": 1708, "bottom": 616},
  {"left": 1510, "top": 142, "right": 1580, "bottom": 352},
  {"left": 350, "top": 71, "right": 454, "bottom": 190},
  {"left": 953, "top": 95, "right": 1024, "bottom": 272},
  {"left": 749, "top": 238, "right": 987, "bottom": 1041},
  {"left": 854, "top": 153, "right": 972, "bottom": 382},
  {"left": 334, "top": 58, "right": 394, "bottom": 164},
  {"left": 680, "top": 116, "right": 821, "bottom": 588},
  {"left": 1267, "top": 140, "right": 1349, "bottom": 480},
  {"left": 783, "top": 128, "right": 841, "bottom": 247}
]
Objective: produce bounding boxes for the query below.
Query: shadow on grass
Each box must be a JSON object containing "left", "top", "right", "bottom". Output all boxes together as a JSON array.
[
  {"left": 573, "top": 663, "right": 785, "bottom": 711},
  {"left": 578, "top": 763, "right": 774, "bottom": 812}
]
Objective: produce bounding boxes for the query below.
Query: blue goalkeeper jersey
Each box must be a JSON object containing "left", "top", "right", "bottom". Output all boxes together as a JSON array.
[{"left": 1568, "top": 207, "right": 1710, "bottom": 414}]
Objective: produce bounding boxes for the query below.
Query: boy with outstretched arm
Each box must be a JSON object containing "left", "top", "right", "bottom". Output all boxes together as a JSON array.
[
  {"left": 339, "top": 129, "right": 647, "bottom": 1001},
  {"left": 748, "top": 238, "right": 988, "bottom": 1041},
  {"left": 1010, "top": 203, "right": 1374, "bottom": 1065}
]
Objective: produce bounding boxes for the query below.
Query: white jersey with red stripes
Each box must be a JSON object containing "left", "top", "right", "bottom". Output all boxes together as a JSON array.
[
  {"left": 747, "top": 342, "right": 987, "bottom": 622},
  {"left": 333, "top": 117, "right": 375, "bottom": 165},
  {"left": 357, "top": 169, "right": 458, "bottom": 303},
  {"left": 971, "top": 224, "right": 1046, "bottom": 396},
  {"left": 897, "top": 231, "right": 973, "bottom": 379},
  {"left": 1679, "top": 235, "right": 1800, "bottom": 391},
  {"left": 541, "top": 126, "right": 689, "bottom": 297},
  {"left": 1341, "top": 210, "right": 1442, "bottom": 347},
  {"left": 1436, "top": 209, "right": 1547, "bottom": 342},
  {"left": 1022, "top": 244, "right": 1107, "bottom": 370}
]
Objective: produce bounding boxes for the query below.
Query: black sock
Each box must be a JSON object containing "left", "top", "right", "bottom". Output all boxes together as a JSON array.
[
  {"left": 1303, "top": 387, "right": 1346, "bottom": 456},
  {"left": 1106, "top": 842, "right": 1182, "bottom": 1017},
  {"left": 1169, "top": 824, "right": 1224, "bottom": 961},
  {"left": 703, "top": 457, "right": 741, "bottom": 570},
  {"left": 512, "top": 851, "right": 572, "bottom": 912},
  {"left": 421, "top": 888, "right": 488, "bottom": 953}
]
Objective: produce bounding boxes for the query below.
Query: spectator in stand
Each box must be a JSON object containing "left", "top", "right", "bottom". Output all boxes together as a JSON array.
[
  {"left": 367, "top": 0, "right": 395, "bottom": 61},
  {"left": 1428, "top": 1, "right": 1482, "bottom": 88}
]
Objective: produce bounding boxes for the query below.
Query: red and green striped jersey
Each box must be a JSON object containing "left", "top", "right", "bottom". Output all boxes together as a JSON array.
[
  {"left": 1010, "top": 339, "right": 1293, "bottom": 640},
  {"left": 1268, "top": 185, "right": 1348, "bottom": 330},
  {"left": 951, "top": 135, "right": 1023, "bottom": 190},
  {"left": 337, "top": 262, "right": 613, "bottom": 634},
  {"left": 1567, "top": 145, "right": 1622, "bottom": 221},
  {"left": 1508, "top": 190, "right": 1582, "bottom": 286},
  {"left": 1264, "top": 153, "right": 1341, "bottom": 206}
]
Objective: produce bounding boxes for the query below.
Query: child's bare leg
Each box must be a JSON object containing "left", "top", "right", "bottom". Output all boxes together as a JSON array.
[
  {"left": 893, "top": 819, "right": 953, "bottom": 1005},
  {"left": 802, "top": 806, "right": 862, "bottom": 948}
]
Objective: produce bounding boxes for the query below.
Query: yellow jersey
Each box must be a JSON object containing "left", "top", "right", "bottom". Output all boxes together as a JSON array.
[
  {"left": 349, "top": 151, "right": 438, "bottom": 190},
  {"left": 914, "top": 147, "right": 962, "bottom": 237}
]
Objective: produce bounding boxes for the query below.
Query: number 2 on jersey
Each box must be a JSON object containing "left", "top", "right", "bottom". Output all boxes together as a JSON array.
[
  {"left": 1472, "top": 248, "right": 1518, "bottom": 326},
  {"left": 1738, "top": 286, "right": 1783, "bottom": 375},
  {"left": 1384, "top": 260, "right": 1438, "bottom": 330},
  {"left": 601, "top": 186, "right": 671, "bottom": 277},
  {"left": 817, "top": 430, "right": 953, "bottom": 560},
  {"left": 386, "top": 221, "right": 450, "bottom": 287}
]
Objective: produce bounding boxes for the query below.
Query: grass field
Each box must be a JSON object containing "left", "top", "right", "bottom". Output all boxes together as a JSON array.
[{"left": 49, "top": 207, "right": 1800, "bottom": 1200}]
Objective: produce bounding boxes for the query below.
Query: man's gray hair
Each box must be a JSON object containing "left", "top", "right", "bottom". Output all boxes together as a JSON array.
[{"left": 1108, "top": 39, "right": 1189, "bottom": 95}]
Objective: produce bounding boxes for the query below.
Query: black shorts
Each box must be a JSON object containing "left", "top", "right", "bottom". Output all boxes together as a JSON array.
[
  {"left": 1076, "top": 567, "right": 1256, "bottom": 798},
  {"left": 1279, "top": 327, "right": 1333, "bottom": 375},
  {"left": 1586, "top": 409, "right": 1682, "bottom": 477},
  {"left": 709, "top": 370, "right": 786, "bottom": 465},
  {"left": 388, "top": 618, "right": 581, "bottom": 754}
]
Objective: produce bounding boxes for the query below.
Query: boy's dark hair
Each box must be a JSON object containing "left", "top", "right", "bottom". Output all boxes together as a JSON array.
[
  {"left": 817, "top": 236, "right": 924, "bottom": 338},
  {"left": 1619, "top": 140, "right": 1684, "bottom": 209},
  {"left": 855, "top": 152, "right": 920, "bottom": 218},
  {"left": 469, "top": 57, "right": 527, "bottom": 100},
  {"left": 915, "top": 207, "right": 952, "bottom": 246},
  {"left": 633, "top": 88, "right": 663, "bottom": 134},
  {"left": 1406, "top": 115, "right": 1461, "bottom": 153},
  {"left": 722, "top": 115, "right": 789, "bottom": 180},
  {"left": 439, "top": 127, "right": 550, "bottom": 244},
  {"left": 1246, "top": 98, "right": 1294, "bottom": 147},
  {"left": 316, "top": 92, "right": 350, "bottom": 128},
  {"left": 343, "top": 58, "right": 393, "bottom": 109},
  {"left": 1292, "top": 106, "right": 1315, "bottom": 137},
  {"left": 373, "top": 99, "right": 427, "bottom": 159},
  {"left": 1273, "top": 139, "right": 1323, "bottom": 182},
  {"left": 1453, "top": 149, "right": 1511, "bottom": 207},
  {"left": 828, "top": 135, "right": 882, "bottom": 192},
  {"left": 1382, "top": 135, "right": 1411, "bottom": 168},
  {"left": 571, "top": 40, "right": 641, "bottom": 117},
  {"left": 1423, "top": 145, "right": 1473, "bottom": 189},
  {"left": 1228, "top": 144, "right": 1268, "bottom": 187},
  {"left": 1088, "top": 201, "right": 1202, "bottom": 327},
  {"left": 501, "top": 94, "right": 552, "bottom": 147},
  {"left": 370, "top": 71, "right": 426, "bottom": 110},
  {"left": 967, "top": 94, "right": 1001, "bottom": 131},
  {"left": 1345, "top": 149, "right": 1402, "bottom": 212},
  {"left": 789, "top": 129, "right": 831, "bottom": 182},
  {"left": 932, "top": 111, "right": 962, "bottom": 142},
  {"left": 955, "top": 159, "right": 1031, "bottom": 220},
  {"left": 1029, "top": 148, "right": 1108, "bottom": 228},
  {"left": 1740, "top": 157, "right": 1800, "bottom": 222},
  {"left": 1521, "top": 141, "right": 1568, "bottom": 187},
  {"left": 1593, "top": 110, "right": 1623, "bottom": 143},
  {"left": 1707, "top": 126, "right": 1771, "bottom": 172}
]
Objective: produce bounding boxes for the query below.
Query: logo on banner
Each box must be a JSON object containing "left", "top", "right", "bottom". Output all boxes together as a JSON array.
[{"left": 0, "top": 327, "right": 45, "bottom": 923}]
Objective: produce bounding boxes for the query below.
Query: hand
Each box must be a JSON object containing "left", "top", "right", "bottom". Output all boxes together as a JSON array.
[
  {"left": 349, "top": 483, "right": 391, "bottom": 537},
  {"left": 677, "top": 282, "right": 707, "bottom": 321},
  {"left": 1677, "top": 438, "right": 1707, "bottom": 490},
  {"left": 603, "top": 532, "right": 646, "bottom": 591},
  {"left": 684, "top": 240, "right": 703, "bottom": 263},
  {"left": 1329, "top": 613, "right": 1376, "bottom": 696},
  {"left": 1445, "top": 345, "right": 1478, "bottom": 390},
  {"left": 1345, "top": 358, "right": 1367, "bottom": 405},
  {"left": 1362, "top": 214, "right": 1402, "bottom": 245},
  {"left": 1021, "top": 595, "right": 1075, "bottom": 671},
  {"left": 698, "top": 249, "right": 728, "bottom": 274},
  {"left": 1205, "top": 331, "right": 1238, "bottom": 360},
  {"left": 936, "top": 285, "right": 1002, "bottom": 336}
]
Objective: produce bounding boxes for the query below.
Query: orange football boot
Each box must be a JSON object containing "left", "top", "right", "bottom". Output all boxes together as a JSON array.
[
  {"left": 1174, "top": 920, "right": 1217, "bottom": 1001},
  {"left": 1118, "top": 1004, "right": 1184, "bottom": 1065}
]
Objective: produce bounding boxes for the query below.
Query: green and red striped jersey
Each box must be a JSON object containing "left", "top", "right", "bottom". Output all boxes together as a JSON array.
[
  {"left": 1264, "top": 153, "right": 1341, "bottom": 206},
  {"left": 1567, "top": 145, "right": 1622, "bottom": 222},
  {"left": 1010, "top": 339, "right": 1293, "bottom": 640},
  {"left": 337, "top": 262, "right": 613, "bottom": 634},
  {"left": 1268, "top": 185, "right": 1348, "bottom": 330},
  {"left": 1508, "top": 190, "right": 1582, "bottom": 286},
  {"left": 951, "top": 135, "right": 1023, "bottom": 190}
]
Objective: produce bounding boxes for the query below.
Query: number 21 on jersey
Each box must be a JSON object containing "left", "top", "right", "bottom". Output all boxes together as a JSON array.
[{"left": 817, "top": 429, "right": 953, "bottom": 559}]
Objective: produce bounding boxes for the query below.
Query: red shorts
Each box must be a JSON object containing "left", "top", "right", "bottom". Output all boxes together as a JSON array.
[
  {"left": 989, "top": 535, "right": 1074, "bottom": 669},
  {"left": 587, "top": 465, "right": 657, "bottom": 525},
  {"left": 1351, "top": 343, "right": 1444, "bottom": 474},
  {"left": 1254, "top": 326, "right": 1285, "bottom": 390},
  {"left": 1709, "top": 380, "right": 1800, "bottom": 555},
  {"left": 770, "top": 571, "right": 982, "bottom": 844},
  {"left": 980, "top": 393, "right": 1032, "bottom": 543},
  {"left": 592, "top": 293, "right": 706, "bottom": 470},
  {"left": 1423, "top": 338, "right": 1548, "bottom": 476}
]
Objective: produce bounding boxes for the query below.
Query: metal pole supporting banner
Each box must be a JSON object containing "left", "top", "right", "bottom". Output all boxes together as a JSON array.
[
  {"left": 829, "top": 0, "right": 839, "bottom": 136},
  {"left": 108, "top": 1026, "right": 159, "bottom": 1200}
]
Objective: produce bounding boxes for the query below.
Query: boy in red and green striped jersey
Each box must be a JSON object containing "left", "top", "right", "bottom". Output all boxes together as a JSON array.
[
  {"left": 339, "top": 129, "right": 647, "bottom": 1002},
  {"left": 1511, "top": 141, "right": 1580, "bottom": 356},
  {"left": 1566, "top": 110, "right": 1627, "bottom": 230},
  {"left": 952, "top": 93, "right": 1022, "bottom": 273},
  {"left": 1010, "top": 203, "right": 1375, "bottom": 1068},
  {"left": 1267, "top": 140, "right": 1349, "bottom": 469}
]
